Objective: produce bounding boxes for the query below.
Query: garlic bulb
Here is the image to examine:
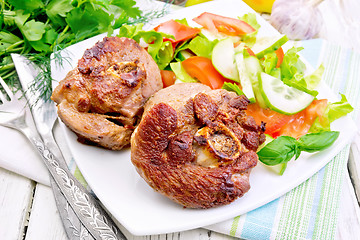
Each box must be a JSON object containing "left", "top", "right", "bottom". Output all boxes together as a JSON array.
[{"left": 270, "top": 0, "right": 324, "bottom": 40}]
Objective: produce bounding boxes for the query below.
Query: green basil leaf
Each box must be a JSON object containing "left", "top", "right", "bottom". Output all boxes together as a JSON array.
[
  {"left": 257, "top": 136, "right": 298, "bottom": 166},
  {"left": 297, "top": 131, "right": 340, "bottom": 153}
]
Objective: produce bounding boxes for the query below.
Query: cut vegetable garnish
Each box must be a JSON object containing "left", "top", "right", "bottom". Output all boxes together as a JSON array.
[
  {"left": 252, "top": 35, "right": 288, "bottom": 59},
  {"left": 211, "top": 38, "right": 239, "bottom": 81},
  {"left": 259, "top": 72, "right": 314, "bottom": 115},
  {"left": 235, "top": 49, "right": 255, "bottom": 102}
]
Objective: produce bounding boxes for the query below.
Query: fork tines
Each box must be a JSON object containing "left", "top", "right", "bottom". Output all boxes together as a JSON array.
[{"left": 0, "top": 76, "right": 13, "bottom": 103}]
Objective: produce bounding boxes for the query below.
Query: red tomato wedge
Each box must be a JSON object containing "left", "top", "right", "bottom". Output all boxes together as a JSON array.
[
  {"left": 182, "top": 56, "right": 227, "bottom": 89},
  {"left": 275, "top": 47, "right": 284, "bottom": 68},
  {"left": 246, "top": 99, "right": 328, "bottom": 139},
  {"left": 193, "top": 12, "right": 256, "bottom": 36},
  {"left": 154, "top": 19, "right": 200, "bottom": 43},
  {"left": 160, "top": 70, "right": 176, "bottom": 88}
]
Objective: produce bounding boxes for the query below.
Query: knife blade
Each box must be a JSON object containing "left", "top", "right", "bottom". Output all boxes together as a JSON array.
[{"left": 12, "top": 54, "right": 127, "bottom": 240}]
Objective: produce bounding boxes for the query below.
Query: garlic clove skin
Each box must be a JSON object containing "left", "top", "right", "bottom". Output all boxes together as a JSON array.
[{"left": 270, "top": 0, "right": 323, "bottom": 40}]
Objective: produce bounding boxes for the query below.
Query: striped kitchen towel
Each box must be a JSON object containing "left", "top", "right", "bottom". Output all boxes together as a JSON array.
[{"left": 204, "top": 39, "right": 360, "bottom": 239}]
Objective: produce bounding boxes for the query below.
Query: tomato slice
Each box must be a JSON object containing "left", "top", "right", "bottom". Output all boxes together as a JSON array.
[
  {"left": 154, "top": 19, "right": 200, "bottom": 43},
  {"left": 246, "top": 103, "right": 293, "bottom": 138},
  {"left": 193, "top": 12, "right": 256, "bottom": 36},
  {"left": 160, "top": 70, "right": 176, "bottom": 88},
  {"left": 182, "top": 56, "right": 227, "bottom": 89},
  {"left": 279, "top": 99, "right": 328, "bottom": 138},
  {"left": 246, "top": 99, "right": 328, "bottom": 139},
  {"left": 275, "top": 47, "right": 284, "bottom": 68}
]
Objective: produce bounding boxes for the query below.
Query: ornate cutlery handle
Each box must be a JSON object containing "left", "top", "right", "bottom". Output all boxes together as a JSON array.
[{"left": 22, "top": 126, "right": 126, "bottom": 240}]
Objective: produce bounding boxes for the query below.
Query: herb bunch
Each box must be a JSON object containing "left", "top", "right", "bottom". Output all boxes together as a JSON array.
[{"left": 0, "top": 0, "right": 163, "bottom": 97}]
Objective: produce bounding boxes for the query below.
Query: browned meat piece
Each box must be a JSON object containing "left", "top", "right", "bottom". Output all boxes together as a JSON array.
[
  {"left": 131, "top": 83, "right": 265, "bottom": 208},
  {"left": 52, "top": 37, "right": 162, "bottom": 150}
]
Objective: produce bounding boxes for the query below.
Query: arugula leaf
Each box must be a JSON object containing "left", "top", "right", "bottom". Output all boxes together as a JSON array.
[
  {"left": 258, "top": 131, "right": 340, "bottom": 168},
  {"left": 222, "top": 82, "right": 245, "bottom": 96}
]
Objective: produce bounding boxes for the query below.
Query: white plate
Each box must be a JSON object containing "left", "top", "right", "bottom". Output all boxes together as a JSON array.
[{"left": 50, "top": 0, "right": 357, "bottom": 236}]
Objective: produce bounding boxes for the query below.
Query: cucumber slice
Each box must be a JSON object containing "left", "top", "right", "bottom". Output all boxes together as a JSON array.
[
  {"left": 235, "top": 50, "right": 255, "bottom": 102},
  {"left": 252, "top": 35, "right": 288, "bottom": 59},
  {"left": 262, "top": 162, "right": 287, "bottom": 175},
  {"left": 259, "top": 72, "right": 314, "bottom": 115},
  {"left": 243, "top": 55, "right": 267, "bottom": 108},
  {"left": 211, "top": 38, "right": 239, "bottom": 82}
]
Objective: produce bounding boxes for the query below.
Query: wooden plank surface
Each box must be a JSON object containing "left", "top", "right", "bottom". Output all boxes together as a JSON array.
[
  {"left": 1, "top": 166, "right": 359, "bottom": 239},
  {"left": 25, "top": 184, "right": 67, "bottom": 240},
  {"left": 0, "top": 168, "right": 34, "bottom": 240}
]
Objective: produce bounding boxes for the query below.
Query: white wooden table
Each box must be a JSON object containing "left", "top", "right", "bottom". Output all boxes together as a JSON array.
[
  {"left": 1, "top": 0, "right": 360, "bottom": 239},
  {"left": 1, "top": 159, "right": 359, "bottom": 240}
]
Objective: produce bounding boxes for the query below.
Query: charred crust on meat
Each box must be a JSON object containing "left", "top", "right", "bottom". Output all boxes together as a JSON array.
[
  {"left": 193, "top": 92, "right": 219, "bottom": 125},
  {"left": 131, "top": 84, "right": 266, "bottom": 208}
]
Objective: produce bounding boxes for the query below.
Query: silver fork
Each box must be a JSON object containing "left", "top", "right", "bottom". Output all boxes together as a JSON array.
[{"left": 0, "top": 75, "right": 126, "bottom": 239}]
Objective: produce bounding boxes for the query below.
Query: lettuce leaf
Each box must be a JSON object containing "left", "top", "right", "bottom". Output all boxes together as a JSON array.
[
  {"left": 117, "top": 24, "right": 174, "bottom": 69},
  {"left": 170, "top": 62, "right": 197, "bottom": 83},
  {"left": 281, "top": 47, "right": 306, "bottom": 81},
  {"left": 239, "top": 13, "right": 260, "bottom": 47},
  {"left": 280, "top": 47, "right": 323, "bottom": 97},
  {"left": 187, "top": 35, "right": 217, "bottom": 59},
  {"left": 222, "top": 82, "right": 245, "bottom": 96},
  {"left": 309, "top": 94, "right": 354, "bottom": 132},
  {"left": 304, "top": 64, "right": 324, "bottom": 90},
  {"left": 260, "top": 51, "right": 280, "bottom": 78}
]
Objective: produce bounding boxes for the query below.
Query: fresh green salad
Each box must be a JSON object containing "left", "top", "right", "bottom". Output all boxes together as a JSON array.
[{"left": 117, "top": 11, "right": 353, "bottom": 174}]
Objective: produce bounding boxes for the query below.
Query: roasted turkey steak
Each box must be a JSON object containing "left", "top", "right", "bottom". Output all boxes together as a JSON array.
[
  {"left": 131, "top": 83, "right": 266, "bottom": 208},
  {"left": 51, "top": 37, "right": 162, "bottom": 150}
]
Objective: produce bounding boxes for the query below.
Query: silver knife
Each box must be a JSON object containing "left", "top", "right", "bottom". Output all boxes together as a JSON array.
[{"left": 11, "top": 54, "right": 127, "bottom": 240}]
